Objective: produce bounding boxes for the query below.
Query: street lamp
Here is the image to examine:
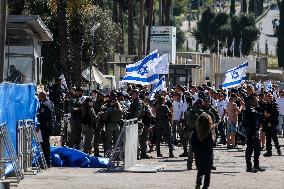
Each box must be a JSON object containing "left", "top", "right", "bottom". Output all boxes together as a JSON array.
[{"left": 89, "top": 23, "right": 100, "bottom": 95}]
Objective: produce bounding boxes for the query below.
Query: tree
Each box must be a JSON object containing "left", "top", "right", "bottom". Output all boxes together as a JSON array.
[
  {"left": 248, "top": 0, "right": 254, "bottom": 14},
  {"left": 194, "top": 7, "right": 259, "bottom": 56},
  {"left": 128, "top": 0, "right": 134, "bottom": 55},
  {"left": 242, "top": 0, "right": 247, "bottom": 13},
  {"left": 230, "top": 0, "right": 236, "bottom": 16},
  {"left": 8, "top": 0, "right": 25, "bottom": 14},
  {"left": 278, "top": 0, "right": 284, "bottom": 68}
]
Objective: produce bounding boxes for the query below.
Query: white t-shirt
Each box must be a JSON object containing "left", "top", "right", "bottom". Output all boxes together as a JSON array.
[
  {"left": 216, "top": 100, "right": 227, "bottom": 118},
  {"left": 212, "top": 99, "right": 218, "bottom": 109},
  {"left": 192, "top": 93, "right": 199, "bottom": 103},
  {"left": 276, "top": 97, "right": 284, "bottom": 115},
  {"left": 172, "top": 101, "right": 185, "bottom": 121}
]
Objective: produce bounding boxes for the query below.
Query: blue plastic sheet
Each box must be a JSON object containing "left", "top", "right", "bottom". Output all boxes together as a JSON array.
[
  {"left": 0, "top": 83, "right": 38, "bottom": 175},
  {"left": 50, "top": 147, "right": 110, "bottom": 168}
]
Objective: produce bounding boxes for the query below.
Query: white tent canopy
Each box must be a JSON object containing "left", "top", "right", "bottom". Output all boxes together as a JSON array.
[{"left": 82, "top": 66, "right": 116, "bottom": 89}]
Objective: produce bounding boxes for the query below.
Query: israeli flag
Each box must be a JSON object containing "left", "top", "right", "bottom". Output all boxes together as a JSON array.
[
  {"left": 121, "top": 50, "right": 159, "bottom": 85},
  {"left": 149, "top": 76, "right": 166, "bottom": 100},
  {"left": 149, "top": 54, "right": 169, "bottom": 74},
  {"left": 222, "top": 62, "right": 248, "bottom": 89},
  {"left": 256, "top": 80, "right": 263, "bottom": 92},
  {"left": 266, "top": 80, "right": 272, "bottom": 91}
]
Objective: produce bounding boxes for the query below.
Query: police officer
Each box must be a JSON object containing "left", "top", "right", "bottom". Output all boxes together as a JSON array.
[
  {"left": 68, "top": 88, "right": 82, "bottom": 149},
  {"left": 49, "top": 77, "right": 67, "bottom": 135},
  {"left": 93, "top": 93, "right": 105, "bottom": 156},
  {"left": 38, "top": 92, "right": 53, "bottom": 168},
  {"left": 243, "top": 96, "right": 264, "bottom": 172},
  {"left": 263, "top": 93, "right": 282, "bottom": 156},
  {"left": 104, "top": 97, "right": 123, "bottom": 153}
]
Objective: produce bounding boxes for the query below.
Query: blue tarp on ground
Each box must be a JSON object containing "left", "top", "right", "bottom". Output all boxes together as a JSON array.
[
  {"left": 0, "top": 83, "right": 38, "bottom": 175},
  {"left": 50, "top": 147, "right": 110, "bottom": 168}
]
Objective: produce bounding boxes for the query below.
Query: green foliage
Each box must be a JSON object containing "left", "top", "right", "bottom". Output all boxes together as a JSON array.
[
  {"left": 242, "top": 0, "right": 247, "bottom": 13},
  {"left": 194, "top": 7, "right": 259, "bottom": 56},
  {"left": 230, "top": 0, "right": 236, "bottom": 15},
  {"left": 176, "top": 27, "right": 186, "bottom": 50},
  {"left": 277, "top": 0, "right": 284, "bottom": 68},
  {"left": 173, "top": 0, "right": 188, "bottom": 16},
  {"left": 22, "top": 0, "right": 120, "bottom": 83}
]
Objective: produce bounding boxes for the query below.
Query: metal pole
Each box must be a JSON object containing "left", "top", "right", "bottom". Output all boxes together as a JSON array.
[
  {"left": 0, "top": 0, "right": 7, "bottom": 82},
  {"left": 89, "top": 39, "right": 93, "bottom": 96},
  {"left": 138, "top": 0, "right": 144, "bottom": 59}
]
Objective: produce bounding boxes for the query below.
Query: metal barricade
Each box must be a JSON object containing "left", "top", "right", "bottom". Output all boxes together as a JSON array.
[
  {"left": 107, "top": 119, "right": 138, "bottom": 171},
  {"left": 0, "top": 123, "right": 23, "bottom": 183},
  {"left": 62, "top": 114, "right": 71, "bottom": 146},
  {"left": 17, "top": 120, "right": 47, "bottom": 173}
]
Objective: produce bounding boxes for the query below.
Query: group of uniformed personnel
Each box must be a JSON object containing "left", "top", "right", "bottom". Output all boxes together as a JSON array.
[{"left": 38, "top": 78, "right": 284, "bottom": 181}]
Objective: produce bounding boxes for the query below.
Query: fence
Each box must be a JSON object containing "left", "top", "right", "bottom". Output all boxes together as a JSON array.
[
  {"left": 0, "top": 123, "right": 23, "bottom": 183},
  {"left": 107, "top": 119, "right": 138, "bottom": 171},
  {"left": 17, "top": 119, "right": 47, "bottom": 173}
]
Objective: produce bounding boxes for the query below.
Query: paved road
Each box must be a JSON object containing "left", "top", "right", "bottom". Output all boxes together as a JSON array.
[
  {"left": 256, "top": 4, "right": 279, "bottom": 56},
  {"left": 12, "top": 138, "right": 284, "bottom": 189}
]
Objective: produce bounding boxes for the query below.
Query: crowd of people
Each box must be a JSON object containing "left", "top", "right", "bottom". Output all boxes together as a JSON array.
[{"left": 36, "top": 77, "right": 284, "bottom": 189}]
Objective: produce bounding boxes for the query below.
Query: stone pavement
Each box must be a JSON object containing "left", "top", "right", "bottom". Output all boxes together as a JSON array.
[{"left": 11, "top": 138, "right": 284, "bottom": 189}]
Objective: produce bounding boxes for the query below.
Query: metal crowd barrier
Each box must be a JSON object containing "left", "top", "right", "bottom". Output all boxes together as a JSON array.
[
  {"left": 107, "top": 119, "right": 138, "bottom": 171},
  {"left": 0, "top": 123, "right": 23, "bottom": 184},
  {"left": 17, "top": 120, "right": 47, "bottom": 173}
]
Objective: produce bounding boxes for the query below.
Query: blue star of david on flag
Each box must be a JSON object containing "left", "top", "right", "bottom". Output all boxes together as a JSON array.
[
  {"left": 231, "top": 70, "right": 239, "bottom": 79},
  {"left": 222, "top": 62, "right": 248, "bottom": 89},
  {"left": 137, "top": 65, "right": 148, "bottom": 76}
]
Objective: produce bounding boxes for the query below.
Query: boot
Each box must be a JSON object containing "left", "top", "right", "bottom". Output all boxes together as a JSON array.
[
  {"left": 169, "top": 149, "right": 174, "bottom": 158},
  {"left": 157, "top": 148, "right": 163, "bottom": 157},
  {"left": 263, "top": 152, "right": 272, "bottom": 157},
  {"left": 246, "top": 161, "right": 254, "bottom": 172},
  {"left": 253, "top": 161, "right": 265, "bottom": 172},
  {"left": 141, "top": 153, "right": 152, "bottom": 159}
]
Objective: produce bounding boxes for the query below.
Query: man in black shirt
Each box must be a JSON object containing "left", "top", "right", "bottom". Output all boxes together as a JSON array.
[
  {"left": 243, "top": 96, "right": 264, "bottom": 172},
  {"left": 263, "top": 93, "right": 282, "bottom": 156}
]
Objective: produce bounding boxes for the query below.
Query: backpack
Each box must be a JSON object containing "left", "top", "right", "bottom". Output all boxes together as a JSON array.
[{"left": 185, "top": 108, "right": 204, "bottom": 130}]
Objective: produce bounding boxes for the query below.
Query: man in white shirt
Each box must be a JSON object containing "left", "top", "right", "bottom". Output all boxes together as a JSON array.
[
  {"left": 276, "top": 90, "right": 284, "bottom": 137},
  {"left": 216, "top": 92, "right": 227, "bottom": 144},
  {"left": 190, "top": 86, "right": 199, "bottom": 104},
  {"left": 172, "top": 92, "right": 185, "bottom": 145}
]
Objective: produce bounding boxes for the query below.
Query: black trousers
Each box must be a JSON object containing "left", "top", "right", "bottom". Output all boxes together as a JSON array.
[
  {"left": 41, "top": 134, "right": 51, "bottom": 167},
  {"left": 245, "top": 134, "right": 260, "bottom": 168},
  {"left": 218, "top": 121, "right": 226, "bottom": 144},
  {"left": 195, "top": 153, "right": 212, "bottom": 188},
  {"left": 155, "top": 126, "right": 173, "bottom": 154},
  {"left": 265, "top": 126, "right": 280, "bottom": 153}
]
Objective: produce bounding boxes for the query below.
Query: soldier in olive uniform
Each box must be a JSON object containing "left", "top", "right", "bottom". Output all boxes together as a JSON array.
[
  {"left": 155, "top": 96, "right": 174, "bottom": 158},
  {"left": 186, "top": 99, "right": 204, "bottom": 170},
  {"left": 104, "top": 98, "right": 123, "bottom": 153},
  {"left": 128, "top": 90, "right": 148, "bottom": 159},
  {"left": 81, "top": 98, "right": 99, "bottom": 154}
]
